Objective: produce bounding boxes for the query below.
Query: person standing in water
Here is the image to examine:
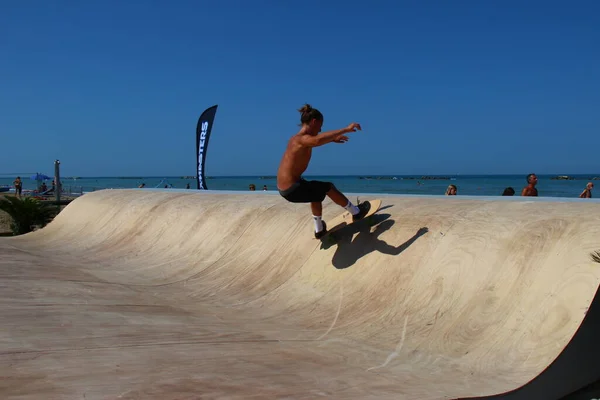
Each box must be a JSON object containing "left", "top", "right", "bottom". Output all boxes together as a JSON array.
[
  {"left": 521, "top": 173, "right": 538, "bottom": 196},
  {"left": 277, "top": 104, "right": 371, "bottom": 238},
  {"left": 445, "top": 185, "right": 457, "bottom": 195},
  {"left": 13, "top": 177, "right": 22, "bottom": 198},
  {"left": 580, "top": 182, "right": 593, "bottom": 198}
]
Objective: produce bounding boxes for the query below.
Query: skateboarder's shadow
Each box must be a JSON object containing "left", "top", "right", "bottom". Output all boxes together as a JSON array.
[{"left": 325, "top": 214, "right": 429, "bottom": 270}]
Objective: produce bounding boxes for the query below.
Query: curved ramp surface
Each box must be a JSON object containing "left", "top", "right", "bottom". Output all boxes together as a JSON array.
[{"left": 1, "top": 189, "right": 600, "bottom": 400}]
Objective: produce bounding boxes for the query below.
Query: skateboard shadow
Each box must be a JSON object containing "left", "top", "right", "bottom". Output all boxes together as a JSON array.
[{"left": 324, "top": 214, "right": 429, "bottom": 270}]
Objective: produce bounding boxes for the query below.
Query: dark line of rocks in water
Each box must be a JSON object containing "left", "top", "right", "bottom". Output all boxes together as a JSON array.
[
  {"left": 359, "top": 176, "right": 451, "bottom": 180},
  {"left": 116, "top": 175, "right": 599, "bottom": 181},
  {"left": 550, "top": 176, "right": 600, "bottom": 180}
]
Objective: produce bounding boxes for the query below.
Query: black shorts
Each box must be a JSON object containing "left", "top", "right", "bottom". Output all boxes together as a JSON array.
[{"left": 279, "top": 179, "right": 332, "bottom": 203}]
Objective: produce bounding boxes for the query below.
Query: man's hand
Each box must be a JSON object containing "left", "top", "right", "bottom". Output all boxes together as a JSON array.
[
  {"left": 333, "top": 135, "right": 349, "bottom": 143},
  {"left": 345, "top": 122, "right": 362, "bottom": 133}
]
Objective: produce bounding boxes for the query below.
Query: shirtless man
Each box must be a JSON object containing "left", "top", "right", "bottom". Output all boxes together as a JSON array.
[
  {"left": 13, "top": 176, "right": 22, "bottom": 198},
  {"left": 580, "top": 182, "right": 593, "bottom": 198},
  {"left": 521, "top": 173, "right": 538, "bottom": 197},
  {"left": 277, "top": 104, "right": 371, "bottom": 238}
]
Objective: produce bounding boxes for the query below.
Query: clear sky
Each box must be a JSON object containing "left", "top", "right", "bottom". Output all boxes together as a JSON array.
[{"left": 1, "top": 0, "right": 599, "bottom": 177}]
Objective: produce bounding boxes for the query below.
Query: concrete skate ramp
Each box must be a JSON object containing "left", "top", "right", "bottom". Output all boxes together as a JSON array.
[{"left": 2, "top": 189, "right": 600, "bottom": 400}]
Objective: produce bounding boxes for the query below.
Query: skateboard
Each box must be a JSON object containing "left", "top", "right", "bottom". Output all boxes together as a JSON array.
[{"left": 316, "top": 199, "right": 382, "bottom": 243}]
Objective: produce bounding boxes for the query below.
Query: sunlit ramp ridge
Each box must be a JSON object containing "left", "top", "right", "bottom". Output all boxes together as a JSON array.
[{"left": 1, "top": 189, "right": 600, "bottom": 400}]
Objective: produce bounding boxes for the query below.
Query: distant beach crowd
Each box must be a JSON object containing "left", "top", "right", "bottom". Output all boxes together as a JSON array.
[
  {"left": 443, "top": 173, "right": 593, "bottom": 198},
  {"left": 7, "top": 176, "right": 60, "bottom": 198},
  {"left": 147, "top": 174, "right": 594, "bottom": 198},
  {"left": 2, "top": 174, "right": 594, "bottom": 199}
]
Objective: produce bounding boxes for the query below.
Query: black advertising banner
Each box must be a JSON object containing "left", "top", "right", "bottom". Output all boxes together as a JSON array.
[{"left": 196, "top": 105, "right": 218, "bottom": 190}]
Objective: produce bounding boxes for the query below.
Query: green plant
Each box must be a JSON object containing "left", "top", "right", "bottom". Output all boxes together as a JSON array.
[{"left": 0, "top": 196, "right": 56, "bottom": 235}]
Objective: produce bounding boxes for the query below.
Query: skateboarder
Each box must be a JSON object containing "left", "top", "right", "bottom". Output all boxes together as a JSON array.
[{"left": 277, "top": 104, "right": 371, "bottom": 238}]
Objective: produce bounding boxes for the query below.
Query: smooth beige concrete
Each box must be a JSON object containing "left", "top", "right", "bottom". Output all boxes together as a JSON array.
[{"left": 1, "top": 189, "right": 599, "bottom": 399}]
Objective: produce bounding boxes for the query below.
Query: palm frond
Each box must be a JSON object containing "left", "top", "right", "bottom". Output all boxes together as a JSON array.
[
  {"left": 591, "top": 250, "right": 600, "bottom": 264},
  {"left": 0, "top": 196, "right": 56, "bottom": 235}
]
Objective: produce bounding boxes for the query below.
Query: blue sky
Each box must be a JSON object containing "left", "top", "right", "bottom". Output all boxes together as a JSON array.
[{"left": 1, "top": 0, "right": 599, "bottom": 177}]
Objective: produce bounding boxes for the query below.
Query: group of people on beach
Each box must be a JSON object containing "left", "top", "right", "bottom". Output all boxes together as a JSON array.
[
  {"left": 10, "top": 177, "right": 59, "bottom": 198},
  {"left": 248, "top": 184, "right": 268, "bottom": 191},
  {"left": 445, "top": 173, "right": 593, "bottom": 198}
]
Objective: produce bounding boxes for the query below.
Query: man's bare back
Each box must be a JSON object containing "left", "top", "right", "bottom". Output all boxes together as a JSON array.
[
  {"left": 521, "top": 186, "right": 538, "bottom": 196},
  {"left": 277, "top": 135, "right": 313, "bottom": 191},
  {"left": 580, "top": 182, "right": 593, "bottom": 198}
]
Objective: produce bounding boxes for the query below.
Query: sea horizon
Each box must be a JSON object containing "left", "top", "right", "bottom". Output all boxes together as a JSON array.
[
  {"left": 8, "top": 173, "right": 598, "bottom": 179},
  {"left": 1, "top": 173, "right": 597, "bottom": 199}
]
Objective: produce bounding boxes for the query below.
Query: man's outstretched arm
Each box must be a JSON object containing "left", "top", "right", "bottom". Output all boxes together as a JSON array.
[{"left": 297, "top": 123, "right": 361, "bottom": 148}]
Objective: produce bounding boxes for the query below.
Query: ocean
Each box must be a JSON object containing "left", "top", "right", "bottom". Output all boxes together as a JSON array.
[{"left": 0, "top": 174, "right": 597, "bottom": 198}]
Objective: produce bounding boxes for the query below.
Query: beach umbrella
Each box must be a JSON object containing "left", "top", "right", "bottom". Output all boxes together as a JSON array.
[{"left": 30, "top": 173, "right": 51, "bottom": 181}]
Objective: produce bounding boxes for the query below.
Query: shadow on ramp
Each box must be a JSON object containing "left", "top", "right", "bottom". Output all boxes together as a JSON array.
[{"left": 320, "top": 212, "right": 429, "bottom": 269}]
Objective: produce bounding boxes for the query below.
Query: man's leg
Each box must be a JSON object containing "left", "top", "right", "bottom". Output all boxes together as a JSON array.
[
  {"left": 310, "top": 201, "right": 322, "bottom": 216},
  {"left": 325, "top": 184, "right": 370, "bottom": 221},
  {"left": 282, "top": 180, "right": 369, "bottom": 237},
  {"left": 325, "top": 185, "right": 349, "bottom": 207},
  {"left": 326, "top": 184, "right": 360, "bottom": 213},
  {"left": 311, "top": 202, "right": 325, "bottom": 235}
]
